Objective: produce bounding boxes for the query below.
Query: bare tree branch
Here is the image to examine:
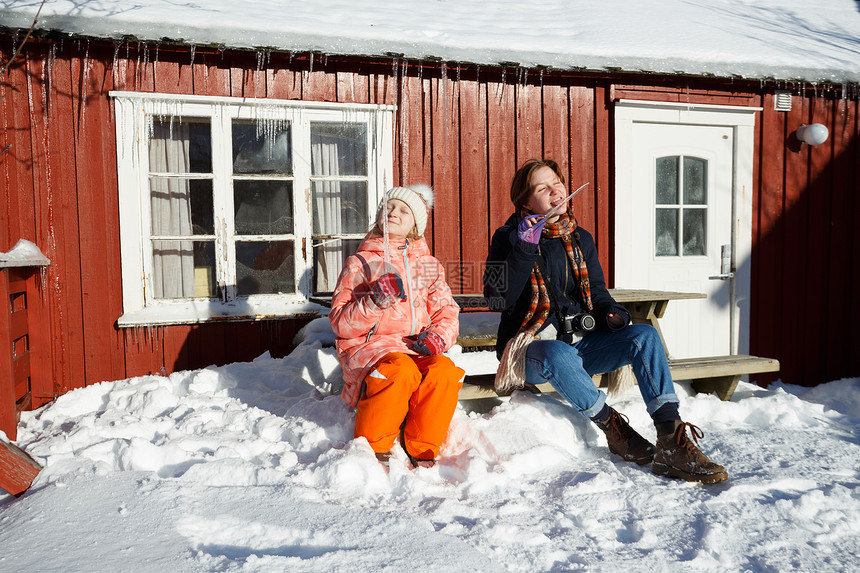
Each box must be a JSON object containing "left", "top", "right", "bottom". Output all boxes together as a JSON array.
[{"left": 1, "top": 0, "right": 48, "bottom": 77}]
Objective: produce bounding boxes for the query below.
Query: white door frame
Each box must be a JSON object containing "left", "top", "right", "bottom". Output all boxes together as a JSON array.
[{"left": 614, "top": 99, "right": 761, "bottom": 355}]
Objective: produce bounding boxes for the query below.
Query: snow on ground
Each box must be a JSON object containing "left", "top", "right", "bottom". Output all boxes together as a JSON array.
[
  {"left": 2, "top": 315, "right": 859, "bottom": 572},
  {"left": 1, "top": 0, "right": 860, "bottom": 83}
]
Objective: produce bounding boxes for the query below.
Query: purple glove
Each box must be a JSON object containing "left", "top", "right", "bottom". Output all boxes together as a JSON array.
[
  {"left": 412, "top": 331, "right": 446, "bottom": 356},
  {"left": 517, "top": 214, "right": 547, "bottom": 244},
  {"left": 370, "top": 273, "right": 406, "bottom": 308}
]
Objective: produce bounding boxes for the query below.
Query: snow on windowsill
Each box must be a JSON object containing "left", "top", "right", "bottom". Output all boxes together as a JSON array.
[{"left": 116, "top": 298, "right": 329, "bottom": 327}]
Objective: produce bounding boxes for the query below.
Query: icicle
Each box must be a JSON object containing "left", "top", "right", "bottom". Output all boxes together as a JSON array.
[
  {"left": 309, "top": 52, "right": 314, "bottom": 73},
  {"left": 38, "top": 54, "right": 48, "bottom": 131},
  {"left": 46, "top": 43, "right": 56, "bottom": 117},
  {"left": 398, "top": 61, "right": 408, "bottom": 158},
  {"left": 382, "top": 193, "right": 391, "bottom": 270},
  {"left": 79, "top": 40, "right": 91, "bottom": 132},
  {"left": 112, "top": 41, "right": 122, "bottom": 88},
  {"left": 190, "top": 44, "right": 196, "bottom": 67},
  {"left": 440, "top": 61, "right": 448, "bottom": 143},
  {"left": 135, "top": 41, "right": 142, "bottom": 89},
  {"left": 39, "top": 267, "right": 48, "bottom": 305}
]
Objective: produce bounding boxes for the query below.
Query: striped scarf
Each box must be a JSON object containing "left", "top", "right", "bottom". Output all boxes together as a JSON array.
[
  {"left": 519, "top": 211, "right": 593, "bottom": 335},
  {"left": 494, "top": 209, "right": 593, "bottom": 393}
]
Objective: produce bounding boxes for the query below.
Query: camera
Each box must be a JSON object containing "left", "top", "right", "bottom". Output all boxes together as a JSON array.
[{"left": 561, "top": 312, "right": 596, "bottom": 334}]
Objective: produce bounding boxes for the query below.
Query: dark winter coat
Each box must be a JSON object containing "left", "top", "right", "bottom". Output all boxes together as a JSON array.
[{"left": 483, "top": 213, "right": 630, "bottom": 359}]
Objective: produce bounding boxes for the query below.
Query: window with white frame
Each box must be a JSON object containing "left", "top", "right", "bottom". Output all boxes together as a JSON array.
[
  {"left": 111, "top": 92, "right": 394, "bottom": 326},
  {"left": 654, "top": 155, "right": 708, "bottom": 257}
]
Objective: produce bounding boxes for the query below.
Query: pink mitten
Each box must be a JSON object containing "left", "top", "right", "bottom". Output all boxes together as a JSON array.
[
  {"left": 370, "top": 273, "right": 406, "bottom": 308},
  {"left": 412, "top": 331, "right": 445, "bottom": 356}
]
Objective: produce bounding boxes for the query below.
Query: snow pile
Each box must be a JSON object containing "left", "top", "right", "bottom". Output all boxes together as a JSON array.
[
  {"left": 1, "top": 317, "right": 859, "bottom": 571},
  {"left": 1, "top": 0, "right": 860, "bottom": 83},
  {"left": 0, "top": 238, "right": 50, "bottom": 267}
]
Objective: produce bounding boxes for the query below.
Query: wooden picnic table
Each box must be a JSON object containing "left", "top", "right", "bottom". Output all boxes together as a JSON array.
[
  {"left": 607, "top": 289, "right": 706, "bottom": 357},
  {"left": 456, "top": 289, "right": 706, "bottom": 356},
  {"left": 455, "top": 289, "right": 779, "bottom": 401}
]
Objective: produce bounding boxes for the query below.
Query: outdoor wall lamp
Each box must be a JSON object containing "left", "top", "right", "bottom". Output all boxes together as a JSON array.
[{"left": 795, "top": 123, "right": 829, "bottom": 146}]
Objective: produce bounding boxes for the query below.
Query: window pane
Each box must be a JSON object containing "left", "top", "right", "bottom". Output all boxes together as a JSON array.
[
  {"left": 232, "top": 120, "right": 292, "bottom": 175},
  {"left": 152, "top": 240, "right": 215, "bottom": 298},
  {"left": 311, "top": 180, "right": 367, "bottom": 235},
  {"left": 314, "top": 238, "right": 361, "bottom": 293},
  {"left": 149, "top": 119, "right": 211, "bottom": 174},
  {"left": 235, "top": 241, "right": 295, "bottom": 295},
  {"left": 683, "top": 209, "right": 707, "bottom": 256},
  {"left": 655, "top": 208, "right": 678, "bottom": 256},
  {"left": 311, "top": 123, "right": 367, "bottom": 176},
  {"left": 234, "top": 180, "right": 294, "bottom": 235},
  {"left": 683, "top": 157, "right": 707, "bottom": 205},
  {"left": 150, "top": 179, "right": 214, "bottom": 236},
  {"left": 655, "top": 156, "right": 679, "bottom": 205}
]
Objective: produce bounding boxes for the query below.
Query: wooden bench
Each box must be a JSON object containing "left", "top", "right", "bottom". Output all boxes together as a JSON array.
[{"left": 456, "top": 335, "right": 779, "bottom": 402}]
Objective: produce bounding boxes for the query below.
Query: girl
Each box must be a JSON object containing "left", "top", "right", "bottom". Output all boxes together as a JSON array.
[
  {"left": 329, "top": 184, "right": 464, "bottom": 468},
  {"left": 483, "top": 159, "right": 727, "bottom": 483}
]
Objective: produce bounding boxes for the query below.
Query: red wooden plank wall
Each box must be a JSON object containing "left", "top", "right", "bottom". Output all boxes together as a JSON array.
[
  {"left": 0, "top": 267, "right": 51, "bottom": 439},
  {"left": 1, "top": 35, "right": 859, "bottom": 404}
]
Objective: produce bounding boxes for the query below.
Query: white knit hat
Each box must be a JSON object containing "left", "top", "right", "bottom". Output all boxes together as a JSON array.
[{"left": 379, "top": 184, "right": 434, "bottom": 236}]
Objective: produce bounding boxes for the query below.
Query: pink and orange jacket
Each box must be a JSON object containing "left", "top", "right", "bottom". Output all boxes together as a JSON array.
[{"left": 329, "top": 234, "right": 461, "bottom": 407}]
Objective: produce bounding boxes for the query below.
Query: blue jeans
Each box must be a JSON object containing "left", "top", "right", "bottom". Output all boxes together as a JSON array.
[{"left": 524, "top": 324, "right": 679, "bottom": 418}]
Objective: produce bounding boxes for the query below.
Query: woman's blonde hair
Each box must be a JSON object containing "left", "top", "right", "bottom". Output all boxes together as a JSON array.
[{"left": 510, "top": 159, "right": 565, "bottom": 209}]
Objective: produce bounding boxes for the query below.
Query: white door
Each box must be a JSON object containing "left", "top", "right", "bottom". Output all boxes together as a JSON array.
[{"left": 614, "top": 101, "right": 759, "bottom": 359}]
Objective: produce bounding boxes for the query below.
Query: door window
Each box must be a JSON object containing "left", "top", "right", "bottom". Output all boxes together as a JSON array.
[{"left": 655, "top": 155, "right": 707, "bottom": 257}]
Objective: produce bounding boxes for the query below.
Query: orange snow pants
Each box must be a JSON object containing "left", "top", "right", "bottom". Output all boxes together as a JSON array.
[{"left": 354, "top": 352, "right": 465, "bottom": 460}]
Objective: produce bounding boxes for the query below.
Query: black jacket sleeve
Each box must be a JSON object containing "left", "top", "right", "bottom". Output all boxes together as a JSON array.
[
  {"left": 483, "top": 222, "right": 539, "bottom": 310},
  {"left": 483, "top": 216, "right": 542, "bottom": 357}
]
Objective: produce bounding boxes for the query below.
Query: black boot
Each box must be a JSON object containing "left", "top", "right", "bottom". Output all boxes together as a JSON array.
[
  {"left": 596, "top": 408, "right": 655, "bottom": 465},
  {"left": 652, "top": 421, "right": 728, "bottom": 483}
]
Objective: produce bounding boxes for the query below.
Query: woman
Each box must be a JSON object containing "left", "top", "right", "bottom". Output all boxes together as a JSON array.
[
  {"left": 483, "top": 159, "right": 727, "bottom": 483},
  {"left": 330, "top": 184, "right": 464, "bottom": 468}
]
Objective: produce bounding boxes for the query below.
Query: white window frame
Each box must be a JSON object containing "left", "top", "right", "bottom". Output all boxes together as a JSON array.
[{"left": 111, "top": 91, "right": 394, "bottom": 326}]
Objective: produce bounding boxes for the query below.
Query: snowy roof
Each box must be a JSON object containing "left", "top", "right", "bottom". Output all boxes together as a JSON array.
[{"left": 2, "top": 0, "right": 860, "bottom": 84}]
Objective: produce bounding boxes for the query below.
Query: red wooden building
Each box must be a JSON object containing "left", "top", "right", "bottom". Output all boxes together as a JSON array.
[{"left": 1, "top": 10, "right": 859, "bottom": 438}]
